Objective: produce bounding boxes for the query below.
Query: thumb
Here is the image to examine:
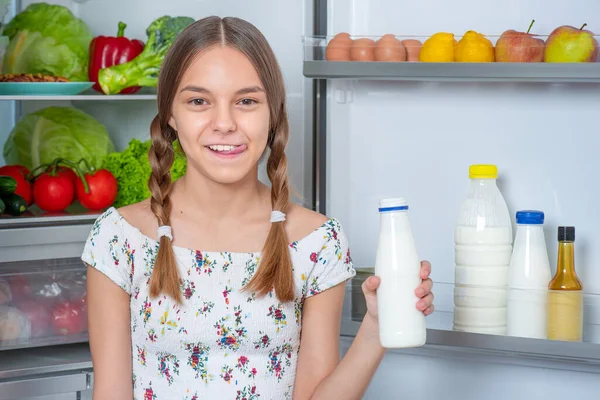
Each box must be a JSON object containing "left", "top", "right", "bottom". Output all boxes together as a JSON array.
[{"left": 362, "top": 275, "right": 381, "bottom": 296}]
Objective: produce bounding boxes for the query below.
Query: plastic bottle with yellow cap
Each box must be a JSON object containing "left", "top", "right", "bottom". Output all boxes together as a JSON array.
[{"left": 453, "top": 164, "right": 513, "bottom": 335}]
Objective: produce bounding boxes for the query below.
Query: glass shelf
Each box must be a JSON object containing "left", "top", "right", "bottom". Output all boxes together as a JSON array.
[
  {"left": 0, "top": 93, "right": 157, "bottom": 101},
  {"left": 345, "top": 269, "right": 600, "bottom": 369},
  {"left": 303, "top": 35, "right": 600, "bottom": 83}
]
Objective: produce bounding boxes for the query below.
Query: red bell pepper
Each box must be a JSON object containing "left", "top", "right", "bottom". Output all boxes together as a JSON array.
[{"left": 88, "top": 22, "right": 144, "bottom": 94}]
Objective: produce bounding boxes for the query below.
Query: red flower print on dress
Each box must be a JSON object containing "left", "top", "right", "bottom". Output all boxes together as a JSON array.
[
  {"left": 236, "top": 384, "right": 260, "bottom": 400},
  {"left": 310, "top": 252, "right": 318, "bottom": 263},
  {"left": 183, "top": 342, "right": 212, "bottom": 383}
]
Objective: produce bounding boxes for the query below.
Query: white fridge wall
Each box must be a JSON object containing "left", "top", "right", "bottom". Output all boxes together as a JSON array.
[
  {"left": 16, "top": 0, "right": 314, "bottom": 203},
  {"left": 327, "top": 0, "right": 600, "bottom": 398}
]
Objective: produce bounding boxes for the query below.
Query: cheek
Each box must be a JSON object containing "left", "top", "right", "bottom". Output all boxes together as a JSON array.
[{"left": 237, "top": 110, "right": 271, "bottom": 147}]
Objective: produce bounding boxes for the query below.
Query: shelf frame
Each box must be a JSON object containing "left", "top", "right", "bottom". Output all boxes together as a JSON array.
[
  {"left": 341, "top": 319, "right": 600, "bottom": 374},
  {"left": 303, "top": 61, "right": 600, "bottom": 83},
  {"left": 0, "top": 94, "right": 157, "bottom": 101}
]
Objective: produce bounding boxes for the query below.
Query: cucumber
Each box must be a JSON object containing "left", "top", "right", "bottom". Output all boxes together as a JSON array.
[
  {"left": 0, "top": 197, "right": 4, "bottom": 214},
  {"left": 1, "top": 193, "right": 27, "bottom": 216},
  {"left": 0, "top": 176, "right": 17, "bottom": 196}
]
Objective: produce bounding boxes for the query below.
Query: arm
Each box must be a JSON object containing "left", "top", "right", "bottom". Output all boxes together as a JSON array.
[
  {"left": 87, "top": 265, "right": 133, "bottom": 400},
  {"left": 292, "top": 283, "right": 384, "bottom": 400},
  {"left": 293, "top": 262, "right": 434, "bottom": 400}
]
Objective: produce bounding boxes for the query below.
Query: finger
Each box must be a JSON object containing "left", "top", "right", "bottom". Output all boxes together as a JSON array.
[
  {"left": 420, "top": 260, "right": 432, "bottom": 280},
  {"left": 362, "top": 276, "right": 381, "bottom": 295},
  {"left": 417, "top": 293, "right": 434, "bottom": 311},
  {"left": 423, "top": 304, "right": 434, "bottom": 316},
  {"left": 415, "top": 278, "right": 433, "bottom": 298}
]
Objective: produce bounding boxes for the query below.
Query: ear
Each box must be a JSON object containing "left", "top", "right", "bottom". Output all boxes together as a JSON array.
[{"left": 168, "top": 116, "right": 178, "bottom": 132}]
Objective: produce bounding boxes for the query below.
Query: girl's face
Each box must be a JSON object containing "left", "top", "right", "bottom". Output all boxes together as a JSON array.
[{"left": 169, "top": 46, "right": 270, "bottom": 185}]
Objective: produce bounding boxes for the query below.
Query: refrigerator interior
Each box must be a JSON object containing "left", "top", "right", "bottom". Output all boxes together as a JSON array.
[
  {"left": 2, "top": 0, "right": 316, "bottom": 206},
  {"left": 325, "top": 0, "right": 600, "bottom": 397}
]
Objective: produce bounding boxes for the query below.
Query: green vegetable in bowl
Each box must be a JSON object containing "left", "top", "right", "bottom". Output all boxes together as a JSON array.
[
  {"left": 3, "top": 106, "right": 115, "bottom": 170},
  {"left": 2, "top": 3, "right": 93, "bottom": 81},
  {"left": 102, "top": 138, "right": 187, "bottom": 207},
  {"left": 98, "top": 16, "right": 195, "bottom": 94}
]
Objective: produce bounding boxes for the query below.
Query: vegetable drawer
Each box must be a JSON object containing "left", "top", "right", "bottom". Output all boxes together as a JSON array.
[{"left": 0, "top": 257, "right": 88, "bottom": 351}]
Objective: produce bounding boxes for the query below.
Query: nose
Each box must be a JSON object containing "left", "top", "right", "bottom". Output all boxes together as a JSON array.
[{"left": 210, "top": 104, "right": 236, "bottom": 134}]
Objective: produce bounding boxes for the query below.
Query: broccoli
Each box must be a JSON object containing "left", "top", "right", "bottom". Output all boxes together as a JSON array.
[
  {"left": 98, "top": 16, "right": 195, "bottom": 95},
  {"left": 102, "top": 138, "right": 187, "bottom": 207}
]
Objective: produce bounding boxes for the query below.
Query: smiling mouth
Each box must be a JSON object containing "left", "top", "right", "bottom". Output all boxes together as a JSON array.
[{"left": 205, "top": 144, "right": 247, "bottom": 156}]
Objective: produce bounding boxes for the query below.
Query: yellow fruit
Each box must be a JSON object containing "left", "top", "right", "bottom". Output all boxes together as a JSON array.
[
  {"left": 455, "top": 30, "right": 495, "bottom": 62},
  {"left": 419, "top": 32, "right": 457, "bottom": 62}
]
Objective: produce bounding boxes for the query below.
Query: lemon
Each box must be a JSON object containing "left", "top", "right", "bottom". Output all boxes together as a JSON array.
[
  {"left": 419, "top": 32, "right": 457, "bottom": 62},
  {"left": 455, "top": 30, "right": 495, "bottom": 62}
]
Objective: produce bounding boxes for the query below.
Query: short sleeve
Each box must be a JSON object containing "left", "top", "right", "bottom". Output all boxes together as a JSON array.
[
  {"left": 304, "top": 219, "right": 356, "bottom": 298},
  {"left": 81, "top": 208, "right": 133, "bottom": 294}
]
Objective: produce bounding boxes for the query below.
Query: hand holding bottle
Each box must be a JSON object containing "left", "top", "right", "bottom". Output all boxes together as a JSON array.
[{"left": 361, "top": 260, "right": 435, "bottom": 321}]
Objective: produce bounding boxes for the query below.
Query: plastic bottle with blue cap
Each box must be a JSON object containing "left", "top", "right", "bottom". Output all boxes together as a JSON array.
[
  {"left": 506, "top": 210, "right": 552, "bottom": 339},
  {"left": 374, "top": 197, "right": 426, "bottom": 348}
]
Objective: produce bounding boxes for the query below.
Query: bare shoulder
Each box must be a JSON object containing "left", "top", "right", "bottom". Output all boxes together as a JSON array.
[
  {"left": 285, "top": 203, "right": 330, "bottom": 243},
  {"left": 116, "top": 199, "right": 156, "bottom": 235}
]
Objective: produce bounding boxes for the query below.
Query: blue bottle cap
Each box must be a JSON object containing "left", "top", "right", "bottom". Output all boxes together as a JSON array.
[{"left": 516, "top": 210, "right": 544, "bottom": 225}]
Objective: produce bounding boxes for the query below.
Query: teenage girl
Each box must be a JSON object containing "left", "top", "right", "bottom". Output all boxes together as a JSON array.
[{"left": 83, "top": 16, "right": 434, "bottom": 400}]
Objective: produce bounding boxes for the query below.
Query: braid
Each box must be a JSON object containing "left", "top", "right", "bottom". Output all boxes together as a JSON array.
[
  {"left": 148, "top": 115, "right": 182, "bottom": 303},
  {"left": 244, "top": 106, "right": 294, "bottom": 302}
]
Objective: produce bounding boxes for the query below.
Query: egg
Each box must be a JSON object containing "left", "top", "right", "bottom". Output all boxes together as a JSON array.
[
  {"left": 401, "top": 39, "right": 423, "bottom": 62},
  {"left": 325, "top": 32, "right": 353, "bottom": 61},
  {"left": 375, "top": 34, "right": 407, "bottom": 62},
  {"left": 350, "top": 38, "right": 376, "bottom": 61}
]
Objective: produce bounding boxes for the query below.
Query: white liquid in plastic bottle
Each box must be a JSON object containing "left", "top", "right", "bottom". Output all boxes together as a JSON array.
[
  {"left": 507, "top": 210, "right": 552, "bottom": 339},
  {"left": 375, "top": 197, "right": 426, "bottom": 348},
  {"left": 453, "top": 165, "right": 513, "bottom": 334}
]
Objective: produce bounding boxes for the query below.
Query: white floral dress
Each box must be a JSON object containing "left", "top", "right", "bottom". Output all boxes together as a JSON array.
[{"left": 81, "top": 207, "right": 356, "bottom": 400}]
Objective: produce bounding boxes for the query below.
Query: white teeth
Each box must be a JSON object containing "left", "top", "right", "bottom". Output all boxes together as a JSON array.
[{"left": 209, "top": 145, "right": 237, "bottom": 152}]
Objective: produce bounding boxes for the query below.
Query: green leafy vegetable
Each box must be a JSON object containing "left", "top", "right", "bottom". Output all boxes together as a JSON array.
[
  {"left": 102, "top": 138, "right": 187, "bottom": 207},
  {"left": 2, "top": 3, "right": 93, "bottom": 81},
  {"left": 3, "top": 106, "right": 115, "bottom": 170},
  {"left": 98, "top": 16, "right": 195, "bottom": 94}
]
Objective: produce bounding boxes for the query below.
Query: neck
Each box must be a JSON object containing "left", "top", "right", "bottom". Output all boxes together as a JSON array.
[
  {"left": 557, "top": 241, "right": 576, "bottom": 275},
  {"left": 172, "top": 166, "right": 269, "bottom": 222}
]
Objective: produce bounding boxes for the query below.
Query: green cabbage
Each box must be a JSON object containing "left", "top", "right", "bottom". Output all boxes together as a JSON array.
[
  {"left": 2, "top": 3, "right": 93, "bottom": 81},
  {"left": 3, "top": 107, "right": 115, "bottom": 170}
]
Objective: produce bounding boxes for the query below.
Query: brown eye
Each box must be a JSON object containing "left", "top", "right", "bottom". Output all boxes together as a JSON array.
[
  {"left": 189, "top": 98, "right": 207, "bottom": 106},
  {"left": 238, "top": 98, "right": 257, "bottom": 106}
]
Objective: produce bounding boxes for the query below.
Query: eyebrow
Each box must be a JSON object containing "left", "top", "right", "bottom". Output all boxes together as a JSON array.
[{"left": 180, "top": 85, "right": 265, "bottom": 95}]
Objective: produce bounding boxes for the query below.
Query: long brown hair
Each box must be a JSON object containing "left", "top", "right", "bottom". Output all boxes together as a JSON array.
[{"left": 148, "top": 16, "right": 294, "bottom": 304}]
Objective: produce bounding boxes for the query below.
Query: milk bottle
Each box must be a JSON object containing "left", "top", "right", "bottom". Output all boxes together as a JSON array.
[
  {"left": 375, "top": 197, "right": 426, "bottom": 348},
  {"left": 507, "top": 210, "right": 552, "bottom": 339},
  {"left": 453, "top": 165, "right": 512, "bottom": 334}
]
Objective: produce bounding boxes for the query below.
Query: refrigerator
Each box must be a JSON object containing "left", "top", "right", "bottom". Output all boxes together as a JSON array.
[{"left": 1, "top": 0, "right": 600, "bottom": 399}]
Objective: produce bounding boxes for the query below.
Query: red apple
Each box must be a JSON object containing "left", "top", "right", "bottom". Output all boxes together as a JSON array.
[{"left": 495, "top": 19, "right": 545, "bottom": 62}]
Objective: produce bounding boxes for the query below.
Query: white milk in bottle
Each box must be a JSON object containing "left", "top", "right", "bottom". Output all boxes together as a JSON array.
[
  {"left": 507, "top": 210, "right": 552, "bottom": 339},
  {"left": 375, "top": 197, "right": 426, "bottom": 348},
  {"left": 453, "top": 165, "right": 513, "bottom": 334}
]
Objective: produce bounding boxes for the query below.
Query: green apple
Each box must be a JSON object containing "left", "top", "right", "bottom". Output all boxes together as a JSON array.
[{"left": 545, "top": 23, "right": 599, "bottom": 62}]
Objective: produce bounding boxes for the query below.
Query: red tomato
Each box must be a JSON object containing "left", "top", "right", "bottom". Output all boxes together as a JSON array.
[
  {"left": 49, "top": 166, "right": 78, "bottom": 185},
  {"left": 0, "top": 165, "right": 33, "bottom": 206},
  {"left": 18, "top": 300, "right": 52, "bottom": 338},
  {"left": 8, "top": 275, "right": 33, "bottom": 303},
  {"left": 51, "top": 301, "right": 87, "bottom": 335},
  {"left": 33, "top": 172, "right": 75, "bottom": 212},
  {"left": 75, "top": 169, "right": 118, "bottom": 210}
]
